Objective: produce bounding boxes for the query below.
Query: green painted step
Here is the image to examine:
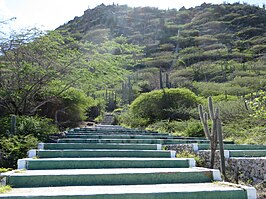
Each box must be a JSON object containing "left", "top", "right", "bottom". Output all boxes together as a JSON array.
[
  {"left": 0, "top": 183, "right": 255, "bottom": 199},
  {"left": 72, "top": 127, "right": 129, "bottom": 131},
  {"left": 70, "top": 128, "right": 157, "bottom": 134},
  {"left": 38, "top": 143, "right": 161, "bottom": 150},
  {"left": 66, "top": 131, "right": 207, "bottom": 140},
  {"left": 18, "top": 158, "right": 195, "bottom": 170},
  {"left": 68, "top": 130, "right": 160, "bottom": 135},
  {"left": 229, "top": 150, "right": 266, "bottom": 157},
  {"left": 65, "top": 134, "right": 173, "bottom": 139},
  {"left": 198, "top": 143, "right": 266, "bottom": 150},
  {"left": 199, "top": 149, "right": 266, "bottom": 158},
  {"left": 65, "top": 134, "right": 206, "bottom": 140},
  {"left": 28, "top": 149, "right": 176, "bottom": 158},
  {"left": 58, "top": 138, "right": 234, "bottom": 145},
  {"left": 2, "top": 168, "right": 220, "bottom": 188},
  {"left": 57, "top": 138, "right": 211, "bottom": 144}
]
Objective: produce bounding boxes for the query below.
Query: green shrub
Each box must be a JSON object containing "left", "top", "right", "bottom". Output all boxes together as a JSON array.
[
  {"left": 212, "top": 94, "right": 238, "bottom": 102},
  {"left": 60, "top": 88, "right": 94, "bottom": 126},
  {"left": 223, "top": 117, "right": 266, "bottom": 144},
  {"left": 193, "top": 82, "right": 251, "bottom": 97},
  {"left": 16, "top": 116, "right": 58, "bottom": 141},
  {"left": 87, "top": 99, "right": 106, "bottom": 121},
  {"left": 119, "top": 109, "right": 149, "bottom": 128},
  {"left": 247, "top": 91, "right": 266, "bottom": 119},
  {"left": 0, "top": 115, "right": 58, "bottom": 141},
  {"left": 176, "top": 151, "right": 205, "bottom": 167},
  {"left": 216, "top": 99, "right": 249, "bottom": 123},
  {"left": 146, "top": 119, "right": 205, "bottom": 137},
  {"left": 0, "top": 117, "right": 10, "bottom": 137},
  {"left": 129, "top": 88, "right": 200, "bottom": 125},
  {"left": 0, "top": 185, "right": 12, "bottom": 194},
  {"left": 146, "top": 120, "right": 187, "bottom": 135},
  {"left": 0, "top": 135, "right": 38, "bottom": 168},
  {"left": 0, "top": 168, "right": 12, "bottom": 173},
  {"left": 185, "top": 120, "right": 205, "bottom": 137}
]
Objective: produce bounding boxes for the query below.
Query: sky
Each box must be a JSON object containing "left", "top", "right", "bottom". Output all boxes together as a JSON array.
[{"left": 0, "top": 0, "right": 265, "bottom": 31}]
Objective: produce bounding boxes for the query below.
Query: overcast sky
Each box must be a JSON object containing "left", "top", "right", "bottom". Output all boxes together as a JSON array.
[{"left": 0, "top": 0, "right": 265, "bottom": 31}]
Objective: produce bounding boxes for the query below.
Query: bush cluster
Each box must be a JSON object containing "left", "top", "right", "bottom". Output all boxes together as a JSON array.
[
  {"left": 0, "top": 115, "right": 58, "bottom": 168},
  {"left": 128, "top": 88, "right": 200, "bottom": 127}
]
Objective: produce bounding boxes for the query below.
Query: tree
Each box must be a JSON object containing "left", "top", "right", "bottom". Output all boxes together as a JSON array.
[
  {"left": 0, "top": 17, "right": 16, "bottom": 35},
  {"left": 0, "top": 28, "right": 143, "bottom": 125},
  {"left": 0, "top": 29, "right": 88, "bottom": 115},
  {"left": 247, "top": 91, "right": 266, "bottom": 119}
]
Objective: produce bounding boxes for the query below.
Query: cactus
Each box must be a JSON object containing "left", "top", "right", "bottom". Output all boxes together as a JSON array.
[
  {"left": 159, "top": 67, "right": 163, "bottom": 89},
  {"left": 198, "top": 97, "right": 226, "bottom": 179},
  {"left": 216, "top": 108, "right": 226, "bottom": 179},
  {"left": 198, "top": 97, "right": 217, "bottom": 169},
  {"left": 166, "top": 73, "right": 170, "bottom": 88},
  {"left": 128, "top": 77, "right": 132, "bottom": 104},
  {"left": 10, "top": 115, "right": 16, "bottom": 135}
]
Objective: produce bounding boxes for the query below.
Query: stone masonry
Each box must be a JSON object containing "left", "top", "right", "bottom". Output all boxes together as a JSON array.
[{"left": 165, "top": 144, "right": 266, "bottom": 185}]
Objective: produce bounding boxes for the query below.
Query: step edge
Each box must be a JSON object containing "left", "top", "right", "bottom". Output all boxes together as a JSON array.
[{"left": 220, "top": 182, "right": 256, "bottom": 199}]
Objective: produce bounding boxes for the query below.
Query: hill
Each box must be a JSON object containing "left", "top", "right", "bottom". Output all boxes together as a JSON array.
[
  {"left": 57, "top": 2, "right": 266, "bottom": 144},
  {"left": 58, "top": 2, "right": 266, "bottom": 97},
  {"left": 0, "top": 2, "right": 265, "bottom": 173}
]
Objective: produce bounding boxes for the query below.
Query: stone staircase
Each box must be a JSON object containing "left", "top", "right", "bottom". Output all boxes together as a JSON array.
[
  {"left": 101, "top": 113, "right": 115, "bottom": 125},
  {"left": 0, "top": 125, "right": 256, "bottom": 199}
]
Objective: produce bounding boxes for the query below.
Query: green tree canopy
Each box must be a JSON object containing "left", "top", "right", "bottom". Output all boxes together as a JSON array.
[{"left": 0, "top": 29, "right": 143, "bottom": 122}]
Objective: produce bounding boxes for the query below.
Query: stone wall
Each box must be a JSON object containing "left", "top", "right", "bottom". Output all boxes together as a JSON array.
[
  {"left": 227, "top": 158, "right": 265, "bottom": 184},
  {"left": 166, "top": 144, "right": 266, "bottom": 185},
  {"left": 198, "top": 150, "right": 266, "bottom": 184},
  {"left": 164, "top": 144, "right": 195, "bottom": 153}
]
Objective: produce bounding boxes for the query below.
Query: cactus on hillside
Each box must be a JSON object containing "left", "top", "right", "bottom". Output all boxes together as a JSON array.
[
  {"left": 159, "top": 67, "right": 163, "bottom": 89},
  {"left": 10, "top": 115, "right": 16, "bottom": 135},
  {"left": 198, "top": 97, "right": 226, "bottom": 179}
]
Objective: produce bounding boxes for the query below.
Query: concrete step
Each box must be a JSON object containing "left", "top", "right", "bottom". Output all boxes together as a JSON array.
[
  {"left": 2, "top": 168, "right": 220, "bottom": 188},
  {"left": 69, "top": 128, "right": 158, "bottom": 134},
  {"left": 38, "top": 143, "right": 162, "bottom": 150},
  {"left": 67, "top": 130, "right": 160, "bottom": 135},
  {"left": 228, "top": 150, "right": 266, "bottom": 157},
  {"left": 57, "top": 138, "right": 234, "bottom": 145},
  {"left": 18, "top": 158, "right": 195, "bottom": 170},
  {"left": 64, "top": 134, "right": 166, "bottom": 139},
  {"left": 28, "top": 149, "right": 176, "bottom": 158},
  {"left": 198, "top": 144, "right": 266, "bottom": 150},
  {"left": 101, "top": 114, "right": 115, "bottom": 125},
  {"left": 0, "top": 182, "right": 256, "bottom": 199},
  {"left": 57, "top": 138, "right": 210, "bottom": 144},
  {"left": 199, "top": 149, "right": 266, "bottom": 158},
  {"left": 94, "top": 125, "right": 125, "bottom": 128},
  {"left": 64, "top": 134, "right": 206, "bottom": 140}
]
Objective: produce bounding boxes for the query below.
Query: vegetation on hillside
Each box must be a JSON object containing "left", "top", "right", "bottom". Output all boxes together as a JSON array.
[
  {"left": 120, "top": 88, "right": 200, "bottom": 127},
  {"left": 1, "top": 2, "right": 266, "bottom": 167},
  {"left": 0, "top": 25, "right": 142, "bottom": 168}
]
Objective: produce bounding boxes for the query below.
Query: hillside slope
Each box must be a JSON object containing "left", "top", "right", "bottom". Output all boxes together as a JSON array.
[{"left": 58, "top": 2, "right": 266, "bottom": 96}]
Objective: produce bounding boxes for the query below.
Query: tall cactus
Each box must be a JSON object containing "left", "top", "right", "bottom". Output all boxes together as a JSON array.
[
  {"left": 10, "top": 115, "right": 17, "bottom": 135},
  {"left": 198, "top": 96, "right": 226, "bottom": 179},
  {"left": 198, "top": 97, "right": 217, "bottom": 168},
  {"left": 216, "top": 108, "right": 226, "bottom": 179},
  {"left": 159, "top": 67, "right": 163, "bottom": 89},
  {"left": 166, "top": 73, "right": 170, "bottom": 88}
]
